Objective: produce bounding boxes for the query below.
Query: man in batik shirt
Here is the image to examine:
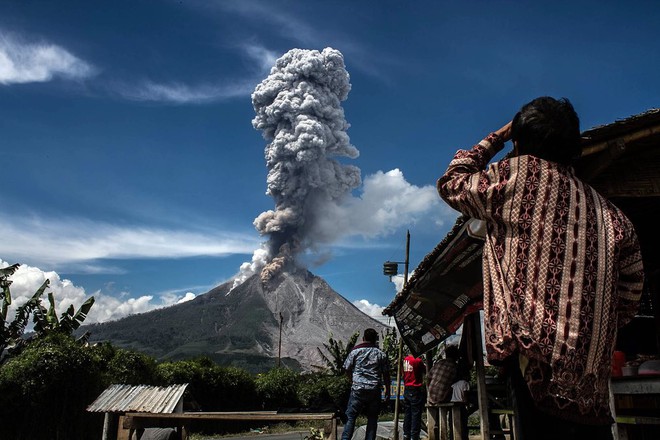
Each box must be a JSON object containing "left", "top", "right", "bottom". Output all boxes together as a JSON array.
[
  {"left": 437, "top": 97, "right": 644, "bottom": 440},
  {"left": 342, "top": 328, "right": 390, "bottom": 440}
]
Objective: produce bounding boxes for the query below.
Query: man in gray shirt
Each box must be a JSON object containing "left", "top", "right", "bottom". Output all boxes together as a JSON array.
[{"left": 342, "top": 328, "right": 391, "bottom": 440}]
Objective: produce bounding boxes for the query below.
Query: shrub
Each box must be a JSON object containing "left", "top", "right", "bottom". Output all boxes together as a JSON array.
[
  {"left": 298, "top": 372, "right": 350, "bottom": 412},
  {"left": 255, "top": 367, "right": 300, "bottom": 410},
  {"left": 156, "top": 357, "right": 257, "bottom": 411},
  {"left": 0, "top": 333, "right": 105, "bottom": 439},
  {"left": 107, "top": 348, "right": 157, "bottom": 385}
]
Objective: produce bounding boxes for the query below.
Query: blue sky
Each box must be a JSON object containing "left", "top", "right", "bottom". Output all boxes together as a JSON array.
[{"left": 1, "top": 0, "right": 659, "bottom": 324}]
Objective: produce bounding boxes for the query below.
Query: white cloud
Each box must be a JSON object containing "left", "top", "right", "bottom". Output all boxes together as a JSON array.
[
  {"left": 0, "top": 214, "right": 260, "bottom": 270},
  {"left": 314, "top": 169, "right": 453, "bottom": 242},
  {"left": 390, "top": 273, "right": 408, "bottom": 293},
  {"left": 176, "top": 292, "right": 196, "bottom": 304},
  {"left": 353, "top": 299, "right": 395, "bottom": 327},
  {"left": 353, "top": 299, "right": 384, "bottom": 317},
  {"left": 0, "top": 32, "right": 94, "bottom": 85},
  {"left": 1, "top": 260, "right": 199, "bottom": 325}
]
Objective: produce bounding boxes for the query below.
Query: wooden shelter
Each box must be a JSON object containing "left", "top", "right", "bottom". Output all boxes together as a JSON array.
[
  {"left": 87, "top": 383, "right": 189, "bottom": 440},
  {"left": 384, "top": 109, "right": 660, "bottom": 439}
]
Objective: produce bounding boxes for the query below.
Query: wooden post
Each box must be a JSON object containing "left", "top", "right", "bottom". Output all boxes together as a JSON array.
[
  {"left": 469, "top": 313, "right": 490, "bottom": 439},
  {"left": 451, "top": 405, "right": 462, "bottom": 440},
  {"left": 439, "top": 407, "right": 449, "bottom": 440},
  {"left": 426, "top": 406, "right": 438, "bottom": 440}
]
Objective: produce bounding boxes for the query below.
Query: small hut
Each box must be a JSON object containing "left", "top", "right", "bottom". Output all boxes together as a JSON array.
[{"left": 87, "top": 383, "right": 189, "bottom": 440}]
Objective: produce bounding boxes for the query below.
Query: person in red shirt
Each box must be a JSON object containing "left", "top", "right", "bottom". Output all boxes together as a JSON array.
[{"left": 402, "top": 352, "right": 426, "bottom": 440}]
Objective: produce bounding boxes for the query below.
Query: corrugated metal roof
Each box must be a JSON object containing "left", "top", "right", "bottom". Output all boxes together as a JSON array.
[{"left": 86, "top": 383, "right": 188, "bottom": 414}]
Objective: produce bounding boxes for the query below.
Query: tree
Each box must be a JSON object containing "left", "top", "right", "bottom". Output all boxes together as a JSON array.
[
  {"left": 1, "top": 263, "right": 96, "bottom": 363},
  {"left": 381, "top": 327, "right": 400, "bottom": 375},
  {"left": 315, "top": 332, "right": 359, "bottom": 375},
  {"left": 0, "top": 333, "right": 105, "bottom": 439},
  {"left": 0, "top": 264, "right": 48, "bottom": 359}
]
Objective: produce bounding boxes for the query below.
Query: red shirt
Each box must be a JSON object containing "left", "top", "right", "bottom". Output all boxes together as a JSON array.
[{"left": 403, "top": 355, "right": 425, "bottom": 387}]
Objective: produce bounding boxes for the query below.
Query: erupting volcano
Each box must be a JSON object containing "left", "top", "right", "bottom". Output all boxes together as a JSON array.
[{"left": 233, "top": 47, "right": 361, "bottom": 288}]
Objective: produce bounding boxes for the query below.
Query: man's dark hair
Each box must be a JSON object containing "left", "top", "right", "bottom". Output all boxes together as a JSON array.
[
  {"left": 363, "top": 328, "right": 379, "bottom": 343},
  {"left": 511, "top": 96, "right": 581, "bottom": 166},
  {"left": 444, "top": 345, "right": 460, "bottom": 360}
]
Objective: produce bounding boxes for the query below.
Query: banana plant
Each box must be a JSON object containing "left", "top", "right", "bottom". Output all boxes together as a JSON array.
[
  {"left": 316, "top": 332, "right": 359, "bottom": 375},
  {"left": 33, "top": 290, "right": 95, "bottom": 336},
  {"left": 1, "top": 264, "right": 47, "bottom": 358},
  {"left": 1, "top": 263, "right": 96, "bottom": 363}
]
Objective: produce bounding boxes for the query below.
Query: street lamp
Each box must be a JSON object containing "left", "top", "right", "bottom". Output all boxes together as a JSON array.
[{"left": 383, "top": 230, "right": 410, "bottom": 440}]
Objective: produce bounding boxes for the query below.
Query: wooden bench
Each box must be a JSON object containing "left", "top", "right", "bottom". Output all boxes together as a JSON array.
[
  {"left": 120, "top": 411, "right": 338, "bottom": 440},
  {"left": 426, "top": 403, "right": 463, "bottom": 440}
]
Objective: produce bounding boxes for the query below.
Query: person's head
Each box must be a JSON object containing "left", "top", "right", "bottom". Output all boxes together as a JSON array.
[
  {"left": 363, "top": 328, "right": 379, "bottom": 344},
  {"left": 444, "top": 345, "right": 460, "bottom": 361},
  {"left": 511, "top": 96, "right": 581, "bottom": 166}
]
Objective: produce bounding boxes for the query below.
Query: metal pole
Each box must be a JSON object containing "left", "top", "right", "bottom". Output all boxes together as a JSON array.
[
  {"left": 278, "top": 312, "right": 283, "bottom": 368},
  {"left": 392, "top": 230, "right": 410, "bottom": 440}
]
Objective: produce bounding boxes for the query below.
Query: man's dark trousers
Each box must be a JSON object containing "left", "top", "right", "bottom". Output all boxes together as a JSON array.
[
  {"left": 403, "top": 386, "right": 425, "bottom": 440},
  {"left": 341, "top": 388, "right": 381, "bottom": 440}
]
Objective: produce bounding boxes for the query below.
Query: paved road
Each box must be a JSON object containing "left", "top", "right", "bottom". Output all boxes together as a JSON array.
[{"left": 214, "top": 430, "right": 343, "bottom": 440}]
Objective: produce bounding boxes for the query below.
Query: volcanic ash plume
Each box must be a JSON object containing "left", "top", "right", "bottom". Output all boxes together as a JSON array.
[{"left": 245, "top": 47, "right": 361, "bottom": 285}]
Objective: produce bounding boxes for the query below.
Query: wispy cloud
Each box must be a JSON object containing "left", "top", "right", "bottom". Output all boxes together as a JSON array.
[
  {"left": 0, "top": 214, "right": 260, "bottom": 270},
  {"left": 111, "top": 41, "right": 277, "bottom": 103},
  {"left": 210, "top": 0, "right": 398, "bottom": 82},
  {"left": 242, "top": 43, "right": 280, "bottom": 73},
  {"left": 113, "top": 78, "right": 256, "bottom": 104},
  {"left": 0, "top": 31, "right": 95, "bottom": 85},
  {"left": 215, "top": 0, "right": 318, "bottom": 47}
]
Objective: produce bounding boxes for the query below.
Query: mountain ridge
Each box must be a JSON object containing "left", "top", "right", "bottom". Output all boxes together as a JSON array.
[{"left": 82, "top": 268, "right": 387, "bottom": 372}]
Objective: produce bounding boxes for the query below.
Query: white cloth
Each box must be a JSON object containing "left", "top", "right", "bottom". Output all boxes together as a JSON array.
[{"left": 450, "top": 379, "right": 469, "bottom": 403}]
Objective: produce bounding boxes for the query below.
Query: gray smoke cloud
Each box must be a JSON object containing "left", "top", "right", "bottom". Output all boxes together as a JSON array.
[{"left": 240, "top": 47, "right": 361, "bottom": 285}]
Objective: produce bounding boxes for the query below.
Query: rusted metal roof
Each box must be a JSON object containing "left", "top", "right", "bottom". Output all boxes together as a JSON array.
[
  {"left": 87, "top": 383, "right": 188, "bottom": 414},
  {"left": 581, "top": 108, "right": 660, "bottom": 147}
]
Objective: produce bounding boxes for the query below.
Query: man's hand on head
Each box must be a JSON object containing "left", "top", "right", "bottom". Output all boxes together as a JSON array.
[{"left": 494, "top": 121, "right": 513, "bottom": 143}]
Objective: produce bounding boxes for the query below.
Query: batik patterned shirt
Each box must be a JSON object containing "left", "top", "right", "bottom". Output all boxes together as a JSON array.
[
  {"left": 437, "top": 133, "right": 644, "bottom": 423},
  {"left": 344, "top": 343, "right": 390, "bottom": 391}
]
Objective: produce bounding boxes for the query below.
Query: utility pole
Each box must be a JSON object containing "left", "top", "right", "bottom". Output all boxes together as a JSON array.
[
  {"left": 277, "top": 312, "right": 283, "bottom": 368},
  {"left": 391, "top": 230, "right": 410, "bottom": 440}
]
